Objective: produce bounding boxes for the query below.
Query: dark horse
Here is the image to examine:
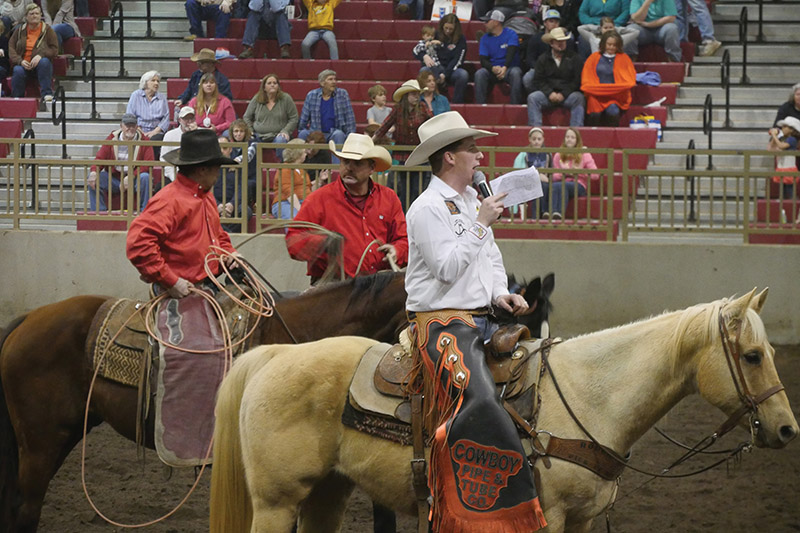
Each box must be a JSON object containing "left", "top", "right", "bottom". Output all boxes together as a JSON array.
[{"left": 0, "top": 271, "right": 553, "bottom": 532}]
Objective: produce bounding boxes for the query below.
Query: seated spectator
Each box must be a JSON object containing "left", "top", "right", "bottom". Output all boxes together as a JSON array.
[
  {"left": 8, "top": 4, "right": 57, "bottom": 101},
  {"left": 628, "top": 0, "right": 680, "bottom": 62},
  {"left": 475, "top": 10, "right": 524, "bottom": 105},
  {"left": 126, "top": 70, "right": 170, "bottom": 158},
  {"left": 88, "top": 114, "right": 155, "bottom": 212},
  {"left": 0, "top": 0, "right": 34, "bottom": 34},
  {"left": 367, "top": 84, "right": 392, "bottom": 133},
  {"left": 161, "top": 106, "right": 198, "bottom": 182},
  {"left": 430, "top": 13, "right": 468, "bottom": 104},
  {"left": 540, "top": 0, "right": 582, "bottom": 35},
  {"left": 304, "top": 129, "right": 332, "bottom": 184},
  {"left": 0, "top": 20, "right": 9, "bottom": 80},
  {"left": 418, "top": 68, "right": 450, "bottom": 116},
  {"left": 675, "top": 0, "right": 721, "bottom": 57},
  {"left": 577, "top": 12, "right": 639, "bottom": 57},
  {"left": 513, "top": 126, "right": 551, "bottom": 218},
  {"left": 580, "top": 30, "right": 636, "bottom": 127},
  {"left": 297, "top": 69, "right": 356, "bottom": 158},
  {"left": 174, "top": 48, "right": 233, "bottom": 108},
  {"left": 527, "top": 27, "right": 585, "bottom": 127},
  {"left": 214, "top": 136, "right": 240, "bottom": 222},
  {"left": 395, "top": 0, "right": 423, "bottom": 20},
  {"left": 229, "top": 118, "right": 257, "bottom": 203},
  {"left": 767, "top": 117, "right": 800, "bottom": 200},
  {"left": 412, "top": 25, "right": 441, "bottom": 79},
  {"left": 523, "top": 9, "right": 577, "bottom": 94},
  {"left": 41, "top": 0, "right": 81, "bottom": 49},
  {"left": 543, "top": 127, "right": 597, "bottom": 219},
  {"left": 243, "top": 73, "right": 298, "bottom": 160},
  {"left": 272, "top": 138, "right": 314, "bottom": 219},
  {"left": 238, "top": 0, "right": 291, "bottom": 59},
  {"left": 183, "top": 0, "right": 234, "bottom": 41},
  {"left": 188, "top": 72, "right": 237, "bottom": 136},
  {"left": 774, "top": 83, "right": 800, "bottom": 127},
  {"left": 301, "top": 0, "right": 340, "bottom": 60}
]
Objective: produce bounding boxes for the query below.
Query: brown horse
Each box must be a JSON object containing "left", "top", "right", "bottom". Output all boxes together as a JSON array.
[{"left": 0, "top": 270, "right": 552, "bottom": 533}]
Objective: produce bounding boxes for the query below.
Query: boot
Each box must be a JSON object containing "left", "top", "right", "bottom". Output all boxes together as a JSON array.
[
  {"left": 238, "top": 46, "right": 254, "bottom": 59},
  {"left": 280, "top": 44, "right": 291, "bottom": 58}
]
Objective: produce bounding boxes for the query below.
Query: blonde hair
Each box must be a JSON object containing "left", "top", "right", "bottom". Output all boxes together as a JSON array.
[
  {"left": 368, "top": 84, "right": 386, "bottom": 103},
  {"left": 195, "top": 72, "right": 219, "bottom": 115},
  {"left": 282, "top": 138, "right": 308, "bottom": 163},
  {"left": 559, "top": 127, "right": 584, "bottom": 165}
]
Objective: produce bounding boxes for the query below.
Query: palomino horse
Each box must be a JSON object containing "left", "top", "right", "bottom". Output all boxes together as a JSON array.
[
  {"left": 209, "top": 288, "right": 798, "bottom": 533},
  {"left": 0, "top": 270, "right": 552, "bottom": 532}
]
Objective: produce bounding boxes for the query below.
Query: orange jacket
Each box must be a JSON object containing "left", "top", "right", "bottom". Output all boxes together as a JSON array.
[{"left": 580, "top": 52, "right": 636, "bottom": 114}]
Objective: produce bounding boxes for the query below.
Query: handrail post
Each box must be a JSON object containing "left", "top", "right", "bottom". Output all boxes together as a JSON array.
[
  {"left": 20, "top": 129, "right": 37, "bottom": 210},
  {"left": 110, "top": 1, "right": 127, "bottom": 77},
  {"left": 51, "top": 86, "right": 67, "bottom": 159},
  {"left": 686, "top": 139, "right": 697, "bottom": 222},
  {"left": 81, "top": 42, "right": 100, "bottom": 119},
  {"left": 721, "top": 49, "right": 733, "bottom": 128},
  {"left": 145, "top": 0, "right": 154, "bottom": 37},
  {"left": 738, "top": 7, "right": 750, "bottom": 84},
  {"left": 756, "top": 0, "right": 764, "bottom": 42},
  {"left": 702, "top": 94, "right": 713, "bottom": 170}
]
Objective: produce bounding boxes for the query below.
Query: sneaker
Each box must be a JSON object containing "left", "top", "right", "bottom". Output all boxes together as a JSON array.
[
  {"left": 551, "top": 212, "right": 563, "bottom": 220},
  {"left": 183, "top": 34, "right": 198, "bottom": 41},
  {"left": 43, "top": 94, "right": 54, "bottom": 103},
  {"left": 699, "top": 39, "right": 721, "bottom": 57},
  {"left": 238, "top": 46, "right": 254, "bottom": 59},
  {"left": 280, "top": 45, "right": 291, "bottom": 58},
  {"left": 541, "top": 211, "right": 550, "bottom": 220},
  {"left": 396, "top": 3, "right": 409, "bottom": 14}
]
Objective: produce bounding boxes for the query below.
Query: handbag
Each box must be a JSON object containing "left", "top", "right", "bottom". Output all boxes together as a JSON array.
[{"left": 629, "top": 114, "right": 662, "bottom": 141}]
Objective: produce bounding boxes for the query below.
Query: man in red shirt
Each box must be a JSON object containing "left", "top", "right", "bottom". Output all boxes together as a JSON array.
[
  {"left": 285, "top": 133, "right": 408, "bottom": 284},
  {"left": 126, "top": 128, "right": 238, "bottom": 298}
]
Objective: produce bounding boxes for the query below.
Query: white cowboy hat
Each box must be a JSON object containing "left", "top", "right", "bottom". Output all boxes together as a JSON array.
[
  {"left": 329, "top": 133, "right": 393, "bottom": 172},
  {"left": 393, "top": 79, "right": 421, "bottom": 103},
  {"left": 776, "top": 116, "right": 800, "bottom": 132},
  {"left": 405, "top": 111, "right": 496, "bottom": 167},
  {"left": 542, "top": 27, "right": 572, "bottom": 43}
]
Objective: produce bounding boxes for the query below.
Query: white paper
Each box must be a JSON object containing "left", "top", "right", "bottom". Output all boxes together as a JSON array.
[{"left": 487, "top": 167, "right": 543, "bottom": 208}]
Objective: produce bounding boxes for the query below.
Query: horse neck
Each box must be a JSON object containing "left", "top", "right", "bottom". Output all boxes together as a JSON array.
[{"left": 544, "top": 310, "right": 706, "bottom": 454}]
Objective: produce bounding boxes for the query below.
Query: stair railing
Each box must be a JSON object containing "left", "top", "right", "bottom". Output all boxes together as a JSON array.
[
  {"left": 686, "top": 139, "right": 697, "bottom": 222},
  {"left": 51, "top": 86, "right": 68, "bottom": 159},
  {"left": 721, "top": 49, "right": 733, "bottom": 128},
  {"left": 738, "top": 7, "right": 750, "bottom": 84},
  {"left": 756, "top": 0, "right": 765, "bottom": 42},
  {"left": 145, "top": 0, "right": 154, "bottom": 37},
  {"left": 20, "top": 129, "right": 38, "bottom": 209},
  {"left": 81, "top": 42, "right": 100, "bottom": 120},
  {"left": 702, "top": 94, "right": 714, "bottom": 170},
  {"left": 110, "top": 1, "right": 127, "bottom": 77}
]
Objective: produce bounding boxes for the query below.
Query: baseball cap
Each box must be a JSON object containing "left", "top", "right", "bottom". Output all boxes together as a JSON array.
[
  {"left": 121, "top": 113, "right": 138, "bottom": 126},
  {"left": 543, "top": 9, "right": 561, "bottom": 20},
  {"left": 178, "top": 106, "right": 196, "bottom": 119},
  {"left": 488, "top": 9, "right": 505, "bottom": 22}
]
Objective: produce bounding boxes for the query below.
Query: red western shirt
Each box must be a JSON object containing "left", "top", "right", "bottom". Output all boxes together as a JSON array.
[
  {"left": 285, "top": 177, "right": 408, "bottom": 279},
  {"left": 126, "top": 173, "right": 235, "bottom": 288}
]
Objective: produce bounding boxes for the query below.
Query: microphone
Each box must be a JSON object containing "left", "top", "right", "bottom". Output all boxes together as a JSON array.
[{"left": 472, "top": 170, "right": 492, "bottom": 198}]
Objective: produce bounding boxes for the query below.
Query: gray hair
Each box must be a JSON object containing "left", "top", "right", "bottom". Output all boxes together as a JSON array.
[
  {"left": 318, "top": 69, "right": 337, "bottom": 85},
  {"left": 139, "top": 70, "right": 161, "bottom": 90},
  {"left": 792, "top": 82, "right": 800, "bottom": 94}
]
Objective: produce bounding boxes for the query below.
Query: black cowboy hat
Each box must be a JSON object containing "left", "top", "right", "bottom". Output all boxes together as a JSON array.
[{"left": 162, "top": 129, "right": 236, "bottom": 167}]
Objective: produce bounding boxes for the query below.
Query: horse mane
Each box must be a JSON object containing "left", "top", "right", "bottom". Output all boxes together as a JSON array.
[{"left": 290, "top": 271, "right": 404, "bottom": 312}]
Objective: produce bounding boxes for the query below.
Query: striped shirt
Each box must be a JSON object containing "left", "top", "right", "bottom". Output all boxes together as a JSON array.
[{"left": 126, "top": 89, "right": 170, "bottom": 134}]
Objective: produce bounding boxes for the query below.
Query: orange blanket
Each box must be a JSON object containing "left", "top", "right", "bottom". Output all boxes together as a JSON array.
[{"left": 581, "top": 52, "right": 637, "bottom": 114}]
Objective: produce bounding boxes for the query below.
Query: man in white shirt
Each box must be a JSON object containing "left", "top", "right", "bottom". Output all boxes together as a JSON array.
[
  {"left": 161, "top": 106, "right": 198, "bottom": 182},
  {"left": 403, "top": 111, "right": 546, "bottom": 532}
]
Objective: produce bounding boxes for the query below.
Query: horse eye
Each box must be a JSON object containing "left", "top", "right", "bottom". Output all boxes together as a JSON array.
[{"left": 743, "top": 351, "right": 762, "bottom": 365}]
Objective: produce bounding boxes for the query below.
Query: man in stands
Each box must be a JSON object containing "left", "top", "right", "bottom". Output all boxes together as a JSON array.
[
  {"left": 161, "top": 106, "right": 199, "bottom": 182},
  {"left": 285, "top": 133, "right": 408, "bottom": 285},
  {"left": 522, "top": 9, "right": 577, "bottom": 94},
  {"left": 297, "top": 69, "right": 356, "bottom": 161},
  {"left": 527, "top": 27, "right": 585, "bottom": 126},
  {"left": 8, "top": 3, "right": 57, "bottom": 102},
  {"left": 173, "top": 48, "right": 233, "bottom": 109},
  {"left": 238, "top": 0, "right": 292, "bottom": 59},
  {"left": 183, "top": 0, "right": 235, "bottom": 41},
  {"left": 674, "top": 0, "right": 721, "bottom": 57},
  {"left": 473, "top": 9, "right": 524, "bottom": 105},
  {"left": 402, "top": 111, "right": 544, "bottom": 532},
  {"left": 628, "top": 0, "right": 681, "bottom": 62},
  {"left": 88, "top": 113, "right": 155, "bottom": 212}
]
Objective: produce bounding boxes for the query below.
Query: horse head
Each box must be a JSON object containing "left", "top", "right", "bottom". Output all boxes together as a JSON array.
[
  {"left": 499, "top": 273, "right": 555, "bottom": 338},
  {"left": 694, "top": 288, "right": 798, "bottom": 449}
]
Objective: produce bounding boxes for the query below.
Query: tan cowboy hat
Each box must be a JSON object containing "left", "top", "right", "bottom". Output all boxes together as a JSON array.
[
  {"left": 329, "top": 133, "right": 393, "bottom": 172},
  {"left": 393, "top": 79, "right": 421, "bottom": 103},
  {"left": 190, "top": 48, "right": 218, "bottom": 63},
  {"left": 542, "top": 27, "right": 572, "bottom": 43},
  {"left": 405, "top": 111, "right": 496, "bottom": 167},
  {"left": 162, "top": 129, "right": 236, "bottom": 166}
]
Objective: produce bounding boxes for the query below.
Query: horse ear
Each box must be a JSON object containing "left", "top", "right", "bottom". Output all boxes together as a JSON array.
[
  {"left": 542, "top": 273, "right": 555, "bottom": 298},
  {"left": 524, "top": 277, "right": 542, "bottom": 303},
  {"left": 750, "top": 287, "right": 768, "bottom": 314},
  {"left": 725, "top": 288, "right": 758, "bottom": 321}
]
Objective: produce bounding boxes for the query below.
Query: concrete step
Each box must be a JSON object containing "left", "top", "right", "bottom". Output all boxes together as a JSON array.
[
  {"left": 677, "top": 85, "right": 791, "bottom": 105},
  {"left": 111, "top": 1, "right": 187, "bottom": 17},
  {"left": 35, "top": 101, "right": 130, "bottom": 116},
  {"left": 715, "top": 22, "right": 797, "bottom": 41},
  {"left": 659, "top": 129, "right": 769, "bottom": 146},
  {"left": 669, "top": 107, "right": 774, "bottom": 126},
  {"left": 93, "top": 19, "right": 190, "bottom": 39},
  {"left": 692, "top": 44, "right": 800, "bottom": 63},
  {"left": 651, "top": 152, "right": 774, "bottom": 170},
  {"left": 89, "top": 38, "right": 194, "bottom": 56},
  {"left": 687, "top": 64, "right": 800, "bottom": 83},
  {"left": 713, "top": 3, "right": 800, "bottom": 23},
  {"left": 66, "top": 58, "right": 180, "bottom": 78}
]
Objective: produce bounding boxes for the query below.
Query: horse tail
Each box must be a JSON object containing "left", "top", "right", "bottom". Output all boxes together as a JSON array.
[
  {"left": 0, "top": 315, "right": 27, "bottom": 532},
  {"left": 209, "top": 344, "right": 277, "bottom": 533}
]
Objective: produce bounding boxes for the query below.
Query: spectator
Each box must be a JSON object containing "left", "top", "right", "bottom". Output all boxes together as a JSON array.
[
  {"left": 8, "top": 4, "right": 57, "bottom": 101},
  {"left": 238, "top": 0, "right": 292, "bottom": 59},
  {"left": 475, "top": 10, "right": 524, "bottom": 105},
  {"left": 213, "top": 136, "right": 239, "bottom": 223},
  {"left": 418, "top": 68, "right": 451, "bottom": 116},
  {"left": 88, "top": 114, "right": 155, "bottom": 212},
  {"left": 304, "top": 129, "right": 332, "bottom": 184},
  {"left": 773, "top": 83, "right": 800, "bottom": 126},
  {"left": 243, "top": 73, "right": 298, "bottom": 160},
  {"left": 580, "top": 30, "right": 636, "bottom": 126},
  {"left": 161, "top": 106, "right": 199, "bottom": 182},
  {"left": 229, "top": 118, "right": 257, "bottom": 204},
  {"left": 412, "top": 25, "right": 441, "bottom": 80},
  {"left": 174, "top": 48, "right": 233, "bottom": 108},
  {"left": 272, "top": 138, "right": 314, "bottom": 219},
  {"left": 767, "top": 117, "right": 800, "bottom": 200},
  {"left": 301, "top": 0, "right": 340, "bottom": 60},
  {"left": 0, "top": 20, "right": 9, "bottom": 81},
  {"left": 541, "top": 0, "right": 582, "bottom": 35},
  {"left": 395, "top": 0, "right": 423, "bottom": 20},
  {"left": 183, "top": 0, "right": 234, "bottom": 41},
  {"left": 523, "top": 9, "right": 577, "bottom": 94},
  {"left": 126, "top": 70, "right": 170, "bottom": 158},
  {"left": 286, "top": 133, "right": 407, "bottom": 283},
  {"left": 675, "top": 0, "right": 721, "bottom": 57},
  {"left": 297, "top": 69, "right": 356, "bottom": 158},
  {"left": 41, "top": 0, "right": 81, "bottom": 49},
  {"left": 577, "top": 9, "right": 639, "bottom": 56},
  {"left": 513, "top": 126, "right": 551, "bottom": 218},
  {"left": 373, "top": 79, "right": 432, "bottom": 209},
  {"left": 366, "top": 84, "right": 392, "bottom": 132},
  {"left": 527, "top": 27, "right": 585, "bottom": 127},
  {"left": 628, "top": 0, "right": 680, "bottom": 62},
  {"left": 431, "top": 13, "right": 468, "bottom": 104},
  {"left": 545, "top": 127, "right": 597, "bottom": 219},
  {"left": 188, "top": 72, "right": 237, "bottom": 136},
  {"left": 0, "top": 0, "right": 34, "bottom": 33}
]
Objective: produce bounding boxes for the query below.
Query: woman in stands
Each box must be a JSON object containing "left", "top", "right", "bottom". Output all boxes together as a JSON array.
[
  {"left": 418, "top": 68, "right": 450, "bottom": 116},
  {"left": 0, "top": 0, "right": 34, "bottom": 34},
  {"left": 773, "top": 82, "right": 800, "bottom": 127},
  {"left": 189, "top": 72, "right": 237, "bottom": 136},
  {"left": 243, "top": 73, "right": 299, "bottom": 159},
  {"left": 580, "top": 30, "right": 636, "bottom": 127},
  {"left": 126, "top": 70, "right": 170, "bottom": 157},
  {"left": 432, "top": 13, "right": 468, "bottom": 104},
  {"left": 545, "top": 127, "right": 597, "bottom": 219},
  {"left": 40, "top": 0, "right": 81, "bottom": 48}
]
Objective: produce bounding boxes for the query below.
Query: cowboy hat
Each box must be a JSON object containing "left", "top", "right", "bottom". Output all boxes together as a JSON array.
[
  {"left": 190, "top": 48, "right": 218, "bottom": 63},
  {"left": 329, "top": 133, "right": 393, "bottom": 172},
  {"left": 405, "top": 111, "right": 496, "bottom": 167},
  {"left": 542, "top": 27, "right": 571, "bottom": 43},
  {"left": 393, "top": 79, "right": 421, "bottom": 103},
  {"left": 162, "top": 129, "right": 236, "bottom": 167},
  {"left": 776, "top": 116, "right": 800, "bottom": 132}
]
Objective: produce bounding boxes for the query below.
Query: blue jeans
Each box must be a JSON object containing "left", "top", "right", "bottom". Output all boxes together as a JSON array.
[
  {"left": 522, "top": 68, "right": 535, "bottom": 95},
  {"left": 52, "top": 23, "right": 76, "bottom": 47},
  {"left": 11, "top": 58, "right": 53, "bottom": 97},
  {"left": 540, "top": 181, "right": 586, "bottom": 216},
  {"left": 255, "top": 133, "right": 289, "bottom": 161},
  {"left": 588, "top": 103, "right": 621, "bottom": 126},
  {"left": 446, "top": 67, "right": 468, "bottom": 104},
  {"left": 185, "top": 0, "right": 231, "bottom": 37},
  {"left": 89, "top": 171, "right": 151, "bottom": 212},
  {"left": 628, "top": 22, "right": 681, "bottom": 61},
  {"left": 675, "top": 0, "right": 715, "bottom": 42},
  {"left": 242, "top": 5, "right": 291, "bottom": 47},
  {"left": 397, "top": 0, "right": 424, "bottom": 19},
  {"left": 271, "top": 199, "right": 300, "bottom": 219},
  {"left": 75, "top": 0, "right": 89, "bottom": 16},
  {"left": 301, "top": 30, "right": 338, "bottom": 59},
  {"left": 474, "top": 66, "right": 524, "bottom": 104},
  {"left": 299, "top": 129, "right": 345, "bottom": 163},
  {"left": 527, "top": 90, "right": 586, "bottom": 127}
]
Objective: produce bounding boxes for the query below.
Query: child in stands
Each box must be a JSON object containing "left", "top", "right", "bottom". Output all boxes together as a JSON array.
[
  {"left": 513, "top": 127, "right": 551, "bottom": 218},
  {"left": 412, "top": 25, "right": 442, "bottom": 81},
  {"left": 301, "top": 0, "right": 341, "bottom": 60},
  {"left": 546, "top": 127, "right": 597, "bottom": 220},
  {"left": 229, "top": 118, "right": 258, "bottom": 207},
  {"left": 367, "top": 84, "right": 393, "bottom": 137},
  {"left": 272, "top": 138, "right": 313, "bottom": 219},
  {"left": 767, "top": 117, "right": 800, "bottom": 204}
]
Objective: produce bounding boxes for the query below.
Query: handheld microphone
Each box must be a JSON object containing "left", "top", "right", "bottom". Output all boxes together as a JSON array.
[{"left": 472, "top": 170, "right": 492, "bottom": 198}]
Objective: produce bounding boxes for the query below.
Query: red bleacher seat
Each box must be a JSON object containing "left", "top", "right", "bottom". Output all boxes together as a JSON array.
[
  {"left": 494, "top": 221, "right": 619, "bottom": 241},
  {"left": 88, "top": 0, "right": 110, "bottom": 17},
  {"left": 639, "top": 42, "right": 695, "bottom": 63},
  {"left": 631, "top": 84, "right": 678, "bottom": 106},
  {"left": 635, "top": 62, "right": 685, "bottom": 84},
  {"left": 294, "top": 60, "right": 333, "bottom": 80},
  {"left": 756, "top": 199, "right": 799, "bottom": 223},
  {"left": 0, "top": 119, "right": 24, "bottom": 158},
  {"left": 75, "top": 17, "right": 95, "bottom": 36},
  {"left": 62, "top": 37, "right": 83, "bottom": 57},
  {"left": 0, "top": 98, "right": 38, "bottom": 118}
]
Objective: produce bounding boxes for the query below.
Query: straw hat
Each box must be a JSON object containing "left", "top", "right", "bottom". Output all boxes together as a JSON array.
[
  {"left": 542, "top": 27, "right": 572, "bottom": 43},
  {"left": 393, "top": 79, "right": 421, "bottom": 102},
  {"left": 329, "top": 133, "right": 393, "bottom": 172},
  {"left": 162, "top": 129, "right": 236, "bottom": 166},
  {"left": 404, "top": 111, "right": 496, "bottom": 167},
  {"left": 190, "top": 48, "right": 218, "bottom": 63}
]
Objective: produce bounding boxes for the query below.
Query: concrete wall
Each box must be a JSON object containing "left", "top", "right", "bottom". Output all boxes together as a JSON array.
[{"left": 1, "top": 230, "right": 798, "bottom": 343}]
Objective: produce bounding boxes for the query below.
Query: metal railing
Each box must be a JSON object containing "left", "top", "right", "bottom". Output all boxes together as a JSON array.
[
  {"left": 19, "top": 129, "right": 37, "bottom": 209},
  {"left": 81, "top": 42, "right": 100, "bottom": 120},
  {"left": 721, "top": 49, "right": 733, "bottom": 129},
  {"left": 145, "top": 0, "right": 154, "bottom": 37},
  {"left": 738, "top": 7, "right": 750, "bottom": 84},
  {"left": 686, "top": 139, "right": 697, "bottom": 222},
  {"left": 51, "top": 86, "right": 68, "bottom": 159},
  {"left": 756, "top": 0, "right": 765, "bottom": 42},
  {"left": 702, "top": 94, "right": 713, "bottom": 170},
  {"left": 109, "top": 1, "right": 127, "bottom": 77}
]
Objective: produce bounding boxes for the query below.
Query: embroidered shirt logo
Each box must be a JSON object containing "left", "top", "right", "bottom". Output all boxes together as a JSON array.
[
  {"left": 451, "top": 440, "right": 524, "bottom": 510},
  {"left": 444, "top": 200, "right": 460, "bottom": 215},
  {"left": 468, "top": 223, "right": 487, "bottom": 239},
  {"left": 453, "top": 218, "right": 466, "bottom": 236}
]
